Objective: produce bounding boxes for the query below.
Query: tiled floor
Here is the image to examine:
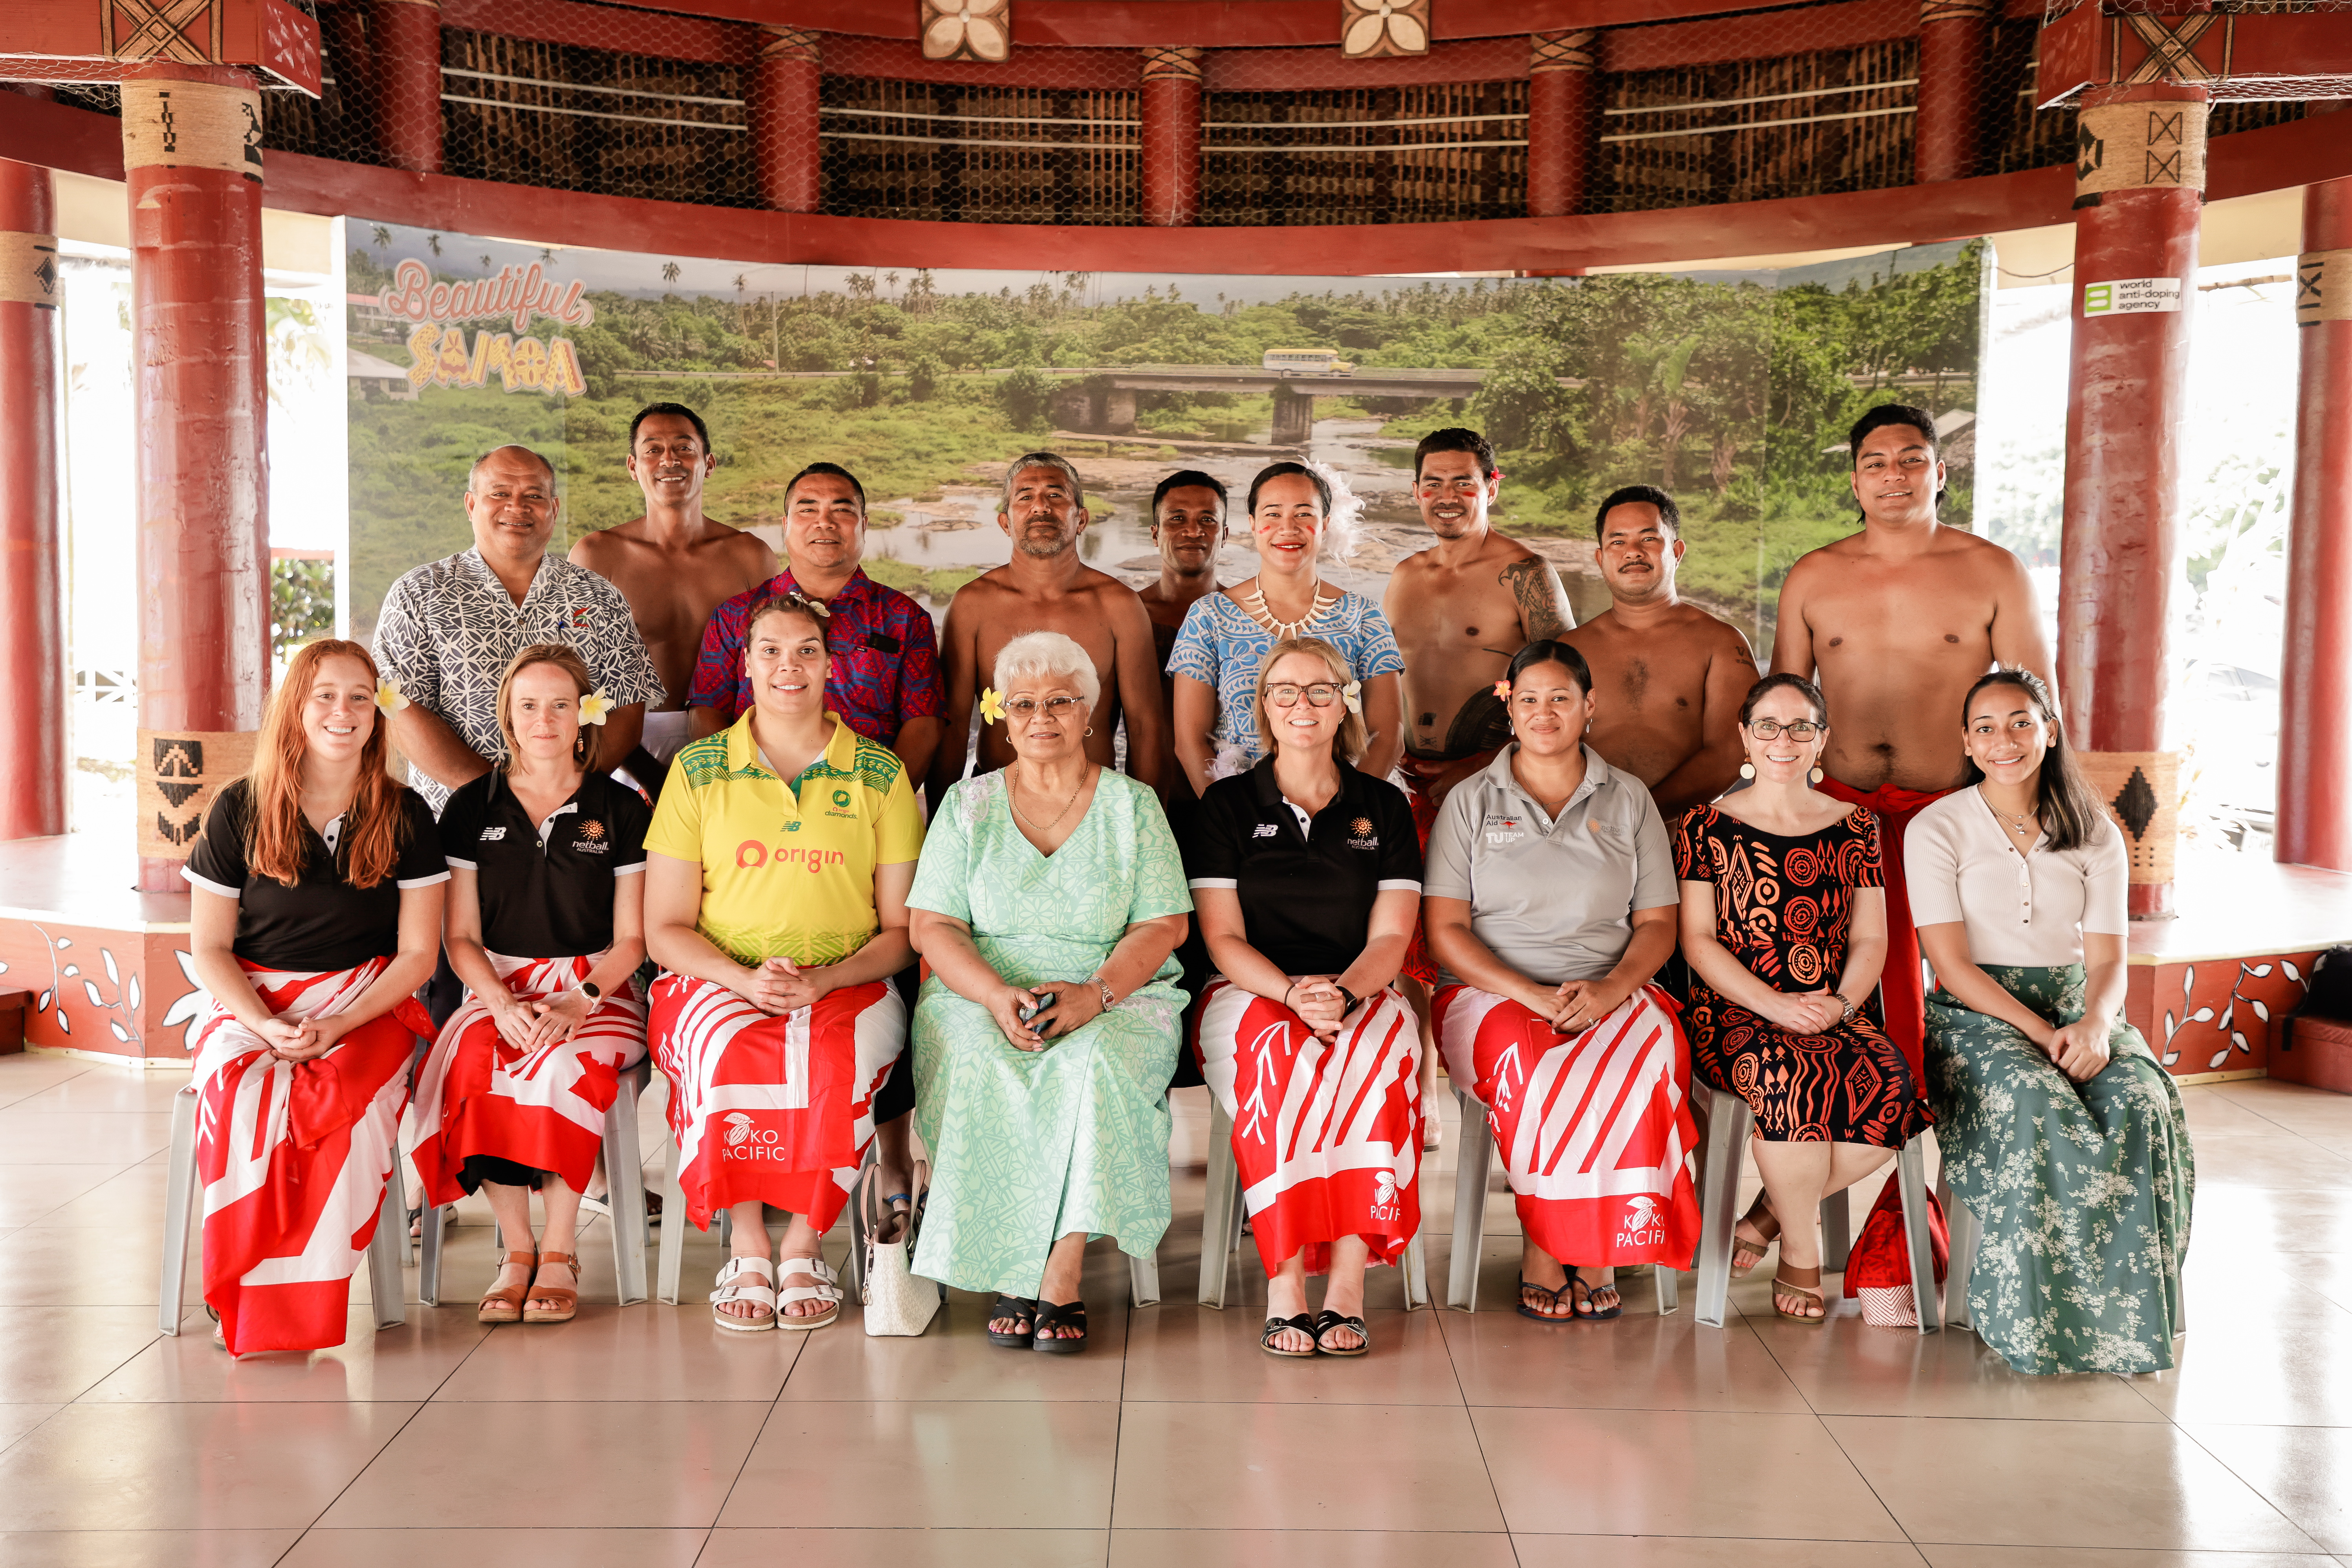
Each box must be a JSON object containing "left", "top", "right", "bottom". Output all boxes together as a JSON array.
[{"left": 2, "top": 1049, "right": 2350, "bottom": 1567}]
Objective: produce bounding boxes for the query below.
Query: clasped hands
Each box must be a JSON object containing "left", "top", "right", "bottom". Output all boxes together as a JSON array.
[
  {"left": 1762, "top": 988, "right": 1848, "bottom": 1037},
  {"left": 986, "top": 977, "right": 1106, "bottom": 1053},
  {"left": 737, "top": 957, "right": 837, "bottom": 1018},
  {"left": 1520, "top": 975, "right": 1635, "bottom": 1038},
  {"left": 1283, "top": 975, "right": 1354, "bottom": 1041},
  {"left": 250, "top": 1014, "right": 356, "bottom": 1062},
  {"left": 489, "top": 985, "right": 600, "bottom": 1049},
  {"left": 2035, "top": 1016, "right": 2113, "bottom": 1082}
]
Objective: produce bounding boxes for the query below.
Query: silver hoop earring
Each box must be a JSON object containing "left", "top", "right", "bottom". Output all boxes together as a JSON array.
[{"left": 1738, "top": 762, "right": 1756, "bottom": 780}]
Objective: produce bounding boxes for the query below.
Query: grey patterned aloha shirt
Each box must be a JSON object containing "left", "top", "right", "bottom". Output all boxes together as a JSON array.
[{"left": 373, "top": 548, "right": 663, "bottom": 814}]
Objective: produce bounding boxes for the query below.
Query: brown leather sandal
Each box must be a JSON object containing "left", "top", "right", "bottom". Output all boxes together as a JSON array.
[
  {"left": 1773, "top": 1262, "right": 1826, "bottom": 1323},
  {"left": 1731, "top": 1191, "right": 1780, "bottom": 1279},
  {"left": 523, "top": 1251, "right": 580, "bottom": 1324},
  {"left": 479, "top": 1249, "right": 537, "bottom": 1324}
]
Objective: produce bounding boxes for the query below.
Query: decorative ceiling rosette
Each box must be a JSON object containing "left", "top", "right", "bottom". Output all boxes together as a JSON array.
[
  {"left": 1340, "top": 0, "right": 1431, "bottom": 59},
  {"left": 920, "top": 0, "right": 1011, "bottom": 62}
]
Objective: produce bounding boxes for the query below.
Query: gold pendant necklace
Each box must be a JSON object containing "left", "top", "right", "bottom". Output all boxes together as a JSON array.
[{"left": 1010, "top": 764, "right": 1083, "bottom": 833}]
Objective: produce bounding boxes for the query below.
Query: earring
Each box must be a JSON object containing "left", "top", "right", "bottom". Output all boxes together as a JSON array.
[
  {"left": 1809, "top": 765, "right": 1825, "bottom": 784},
  {"left": 1739, "top": 761, "right": 1756, "bottom": 780},
  {"left": 1084, "top": 726, "right": 1094, "bottom": 738}
]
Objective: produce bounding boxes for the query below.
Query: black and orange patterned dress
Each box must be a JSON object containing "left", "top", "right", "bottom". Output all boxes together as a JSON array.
[{"left": 1672, "top": 803, "right": 1929, "bottom": 1146}]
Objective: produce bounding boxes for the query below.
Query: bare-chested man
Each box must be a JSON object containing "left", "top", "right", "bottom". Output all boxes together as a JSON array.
[
  {"left": 1382, "top": 428, "right": 1575, "bottom": 1142},
  {"left": 1772, "top": 402, "right": 2053, "bottom": 1073},
  {"left": 1564, "top": 485, "right": 1757, "bottom": 813},
  {"left": 928, "top": 451, "right": 1167, "bottom": 806},
  {"left": 569, "top": 403, "right": 776, "bottom": 796},
  {"left": 1135, "top": 469, "right": 1229, "bottom": 797}
]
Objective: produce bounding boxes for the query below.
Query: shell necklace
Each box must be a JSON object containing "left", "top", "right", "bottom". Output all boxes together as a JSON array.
[
  {"left": 1010, "top": 764, "right": 1084, "bottom": 834},
  {"left": 1241, "top": 581, "right": 1335, "bottom": 641}
]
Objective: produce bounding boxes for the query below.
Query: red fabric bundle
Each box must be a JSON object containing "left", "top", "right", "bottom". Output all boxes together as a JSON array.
[{"left": 1841, "top": 1174, "right": 1949, "bottom": 1326}]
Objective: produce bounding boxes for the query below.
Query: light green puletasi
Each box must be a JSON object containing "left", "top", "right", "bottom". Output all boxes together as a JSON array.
[
  {"left": 907, "top": 769, "right": 1193, "bottom": 1298},
  {"left": 1927, "top": 964, "right": 2194, "bottom": 1376}
]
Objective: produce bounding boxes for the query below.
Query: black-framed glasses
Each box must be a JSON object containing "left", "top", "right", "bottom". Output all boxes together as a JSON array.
[
  {"left": 1265, "top": 682, "right": 1344, "bottom": 709},
  {"left": 1747, "top": 719, "right": 1822, "bottom": 739},
  {"left": 1005, "top": 695, "right": 1083, "bottom": 719}
]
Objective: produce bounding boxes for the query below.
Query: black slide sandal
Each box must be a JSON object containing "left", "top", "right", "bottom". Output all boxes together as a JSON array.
[
  {"left": 1261, "top": 1312, "right": 1319, "bottom": 1358},
  {"left": 986, "top": 1295, "right": 1037, "bottom": 1348},
  {"left": 1313, "top": 1309, "right": 1370, "bottom": 1356},
  {"left": 1033, "top": 1299, "right": 1088, "bottom": 1354}
]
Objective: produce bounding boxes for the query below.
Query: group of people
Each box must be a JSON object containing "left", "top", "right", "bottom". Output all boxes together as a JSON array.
[{"left": 178, "top": 400, "right": 2192, "bottom": 1377}]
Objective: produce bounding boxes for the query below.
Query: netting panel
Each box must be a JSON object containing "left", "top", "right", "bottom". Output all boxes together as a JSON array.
[
  {"left": 1199, "top": 82, "right": 1529, "bottom": 226},
  {"left": 1605, "top": 41, "right": 1915, "bottom": 212},
  {"left": 819, "top": 77, "right": 1140, "bottom": 225}
]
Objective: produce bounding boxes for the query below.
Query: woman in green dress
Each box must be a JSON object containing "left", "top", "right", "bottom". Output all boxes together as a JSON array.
[
  {"left": 909, "top": 630, "right": 1193, "bottom": 1353},
  {"left": 1908, "top": 668, "right": 2193, "bottom": 1375}
]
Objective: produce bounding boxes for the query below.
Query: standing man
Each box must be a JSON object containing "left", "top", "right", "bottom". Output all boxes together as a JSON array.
[
  {"left": 1135, "top": 469, "right": 1230, "bottom": 800},
  {"left": 1564, "top": 484, "right": 1758, "bottom": 813},
  {"left": 685, "top": 461, "right": 943, "bottom": 786},
  {"left": 928, "top": 451, "right": 1167, "bottom": 804},
  {"left": 1772, "top": 403, "right": 2052, "bottom": 1075},
  {"left": 1382, "top": 428, "right": 1576, "bottom": 1143},
  {"left": 570, "top": 403, "right": 777, "bottom": 798},
  {"left": 375, "top": 445, "right": 664, "bottom": 816}
]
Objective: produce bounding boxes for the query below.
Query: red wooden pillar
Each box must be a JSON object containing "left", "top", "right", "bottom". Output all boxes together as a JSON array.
[
  {"left": 2280, "top": 125, "right": 2352, "bottom": 874},
  {"left": 1527, "top": 30, "right": 1600, "bottom": 218},
  {"left": 370, "top": 0, "right": 442, "bottom": 176},
  {"left": 1914, "top": 0, "right": 1993, "bottom": 183},
  {"left": 751, "top": 26, "right": 821, "bottom": 213},
  {"left": 0, "top": 159, "right": 64, "bottom": 842},
  {"left": 2058, "top": 83, "right": 2208, "bottom": 919},
  {"left": 1140, "top": 47, "right": 1203, "bottom": 228},
  {"left": 121, "top": 64, "right": 272, "bottom": 891}
]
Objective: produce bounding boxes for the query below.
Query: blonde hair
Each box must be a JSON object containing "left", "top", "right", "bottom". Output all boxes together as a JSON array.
[
  {"left": 992, "top": 629, "right": 1100, "bottom": 708},
  {"left": 494, "top": 643, "right": 601, "bottom": 774},
  {"left": 1250, "top": 636, "right": 1367, "bottom": 766}
]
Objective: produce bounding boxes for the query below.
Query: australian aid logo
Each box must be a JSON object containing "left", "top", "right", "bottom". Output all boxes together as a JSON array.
[
  {"left": 379, "top": 258, "right": 592, "bottom": 396},
  {"left": 1617, "top": 1195, "right": 1666, "bottom": 1251}
]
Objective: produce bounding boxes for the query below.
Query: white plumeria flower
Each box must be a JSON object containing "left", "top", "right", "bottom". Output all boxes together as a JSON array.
[
  {"left": 578, "top": 688, "right": 614, "bottom": 726},
  {"left": 375, "top": 677, "right": 410, "bottom": 715},
  {"left": 1342, "top": 0, "right": 1428, "bottom": 57},
  {"left": 1342, "top": 680, "right": 1364, "bottom": 716},
  {"left": 922, "top": 0, "right": 1010, "bottom": 62}
]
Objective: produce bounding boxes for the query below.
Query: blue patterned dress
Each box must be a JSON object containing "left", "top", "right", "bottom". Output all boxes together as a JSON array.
[
  {"left": 1165, "top": 589, "right": 1404, "bottom": 772},
  {"left": 907, "top": 769, "right": 1193, "bottom": 1297}
]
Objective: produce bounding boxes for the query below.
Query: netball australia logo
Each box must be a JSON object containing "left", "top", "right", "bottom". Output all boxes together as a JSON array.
[
  {"left": 1369, "top": 1168, "right": 1401, "bottom": 1223},
  {"left": 720, "top": 1111, "right": 783, "bottom": 1159},
  {"left": 1618, "top": 1195, "right": 1665, "bottom": 1249}
]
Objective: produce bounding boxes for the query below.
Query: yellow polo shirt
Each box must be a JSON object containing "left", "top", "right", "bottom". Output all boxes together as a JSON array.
[{"left": 646, "top": 713, "right": 925, "bottom": 967}]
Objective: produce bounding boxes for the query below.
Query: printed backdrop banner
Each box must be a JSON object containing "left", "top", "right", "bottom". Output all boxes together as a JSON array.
[{"left": 345, "top": 225, "right": 1989, "bottom": 656}]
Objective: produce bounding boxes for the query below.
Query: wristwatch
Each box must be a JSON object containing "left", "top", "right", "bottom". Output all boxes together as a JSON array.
[
  {"left": 1335, "top": 984, "right": 1362, "bottom": 1018},
  {"left": 1828, "top": 990, "right": 1854, "bottom": 1022},
  {"left": 1089, "top": 975, "right": 1116, "bottom": 1011},
  {"left": 579, "top": 979, "right": 603, "bottom": 1002}
]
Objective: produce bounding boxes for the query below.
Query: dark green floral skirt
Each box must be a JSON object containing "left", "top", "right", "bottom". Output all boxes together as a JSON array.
[{"left": 1925, "top": 963, "right": 2194, "bottom": 1376}]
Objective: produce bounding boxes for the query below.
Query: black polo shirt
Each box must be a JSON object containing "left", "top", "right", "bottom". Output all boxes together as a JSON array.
[
  {"left": 183, "top": 779, "right": 449, "bottom": 972},
  {"left": 1184, "top": 758, "right": 1422, "bottom": 977},
  {"left": 438, "top": 770, "right": 651, "bottom": 958}
]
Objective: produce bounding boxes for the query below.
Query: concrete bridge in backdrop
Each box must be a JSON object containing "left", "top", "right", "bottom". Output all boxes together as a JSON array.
[{"left": 1051, "top": 364, "right": 1583, "bottom": 443}]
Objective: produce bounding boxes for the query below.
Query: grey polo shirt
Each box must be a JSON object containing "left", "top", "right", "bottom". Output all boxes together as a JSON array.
[{"left": 1423, "top": 744, "right": 1679, "bottom": 987}]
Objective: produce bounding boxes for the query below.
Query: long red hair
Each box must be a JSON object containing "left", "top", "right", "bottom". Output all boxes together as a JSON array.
[{"left": 244, "top": 639, "right": 409, "bottom": 889}]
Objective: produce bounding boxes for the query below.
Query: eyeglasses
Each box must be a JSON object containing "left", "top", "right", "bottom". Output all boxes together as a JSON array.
[
  {"left": 1265, "top": 682, "right": 1345, "bottom": 709},
  {"left": 1004, "top": 696, "right": 1083, "bottom": 719},
  {"left": 1747, "top": 719, "right": 1822, "bottom": 739}
]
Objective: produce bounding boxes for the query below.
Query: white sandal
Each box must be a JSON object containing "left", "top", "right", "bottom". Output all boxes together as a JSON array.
[
  {"left": 710, "top": 1255, "right": 777, "bottom": 1332},
  {"left": 775, "top": 1254, "right": 844, "bottom": 1331}
]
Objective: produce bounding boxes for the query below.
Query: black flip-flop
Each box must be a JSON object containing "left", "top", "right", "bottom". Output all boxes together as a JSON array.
[
  {"left": 1516, "top": 1275, "right": 1577, "bottom": 1323},
  {"left": 986, "top": 1295, "right": 1037, "bottom": 1348},
  {"left": 1568, "top": 1267, "right": 1624, "bottom": 1321},
  {"left": 1033, "top": 1298, "right": 1088, "bottom": 1354},
  {"left": 1313, "top": 1309, "right": 1370, "bottom": 1357},
  {"left": 1261, "top": 1312, "right": 1318, "bottom": 1358}
]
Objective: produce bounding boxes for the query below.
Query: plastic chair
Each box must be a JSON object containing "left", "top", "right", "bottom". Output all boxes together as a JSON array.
[
  {"left": 158, "top": 1080, "right": 407, "bottom": 1337},
  {"left": 1690, "top": 1081, "right": 1939, "bottom": 1331},
  {"left": 417, "top": 1056, "right": 653, "bottom": 1308},
  {"left": 1445, "top": 1084, "right": 1681, "bottom": 1315},
  {"left": 1197, "top": 1092, "right": 1431, "bottom": 1311}
]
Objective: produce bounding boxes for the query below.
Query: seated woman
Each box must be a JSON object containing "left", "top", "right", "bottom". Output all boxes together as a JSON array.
[
  {"left": 182, "top": 639, "right": 445, "bottom": 1356},
  {"left": 908, "top": 631, "right": 1192, "bottom": 1354},
  {"left": 1189, "top": 636, "right": 1423, "bottom": 1358},
  {"left": 1910, "top": 668, "right": 2193, "bottom": 1374},
  {"left": 1425, "top": 641, "right": 1698, "bottom": 1322},
  {"left": 404, "top": 644, "right": 652, "bottom": 1326},
  {"left": 1676, "top": 673, "right": 1929, "bottom": 1323},
  {"left": 643, "top": 592, "right": 924, "bottom": 1332}
]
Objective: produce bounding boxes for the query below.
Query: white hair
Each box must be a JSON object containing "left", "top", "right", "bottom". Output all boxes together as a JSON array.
[{"left": 992, "top": 629, "right": 1099, "bottom": 708}]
